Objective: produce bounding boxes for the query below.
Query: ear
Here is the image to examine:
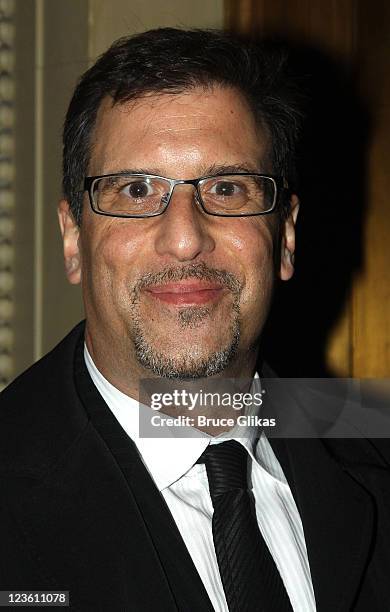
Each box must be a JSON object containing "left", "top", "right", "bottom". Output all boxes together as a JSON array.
[
  {"left": 279, "top": 193, "right": 299, "bottom": 281},
  {"left": 57, "top": 199, "right": 82, "bottom": 285}
]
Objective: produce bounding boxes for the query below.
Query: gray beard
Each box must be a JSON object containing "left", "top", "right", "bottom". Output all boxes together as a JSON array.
[
  {"left": 129, "top": 262, "right": 242, "bottom": 379},
  {"left": 132, "top": 305, "right": 240, "bottom": 379}
]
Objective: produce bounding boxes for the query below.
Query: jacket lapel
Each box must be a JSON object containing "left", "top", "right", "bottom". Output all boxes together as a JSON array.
[
  {"left": 270, "top": 437, "right": 374, "bottom": 612},
  {"left": 72, "top": 330, "right": 214, "bottom": 612}
]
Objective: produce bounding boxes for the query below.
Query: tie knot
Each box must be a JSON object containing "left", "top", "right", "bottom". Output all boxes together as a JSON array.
[{"left": 200, "top": 440, "right": 249, "bottom": 499}]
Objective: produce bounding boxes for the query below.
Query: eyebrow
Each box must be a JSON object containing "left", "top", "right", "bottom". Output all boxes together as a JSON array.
[
  {"left": 200, "top": 163, "right": 263, "bottom": 175},
  {"left": 98, "top": 163, "right": 264, "bottom": 178},
  {"left": 99, "top": 168, "right": 162, "bottom": 177}
]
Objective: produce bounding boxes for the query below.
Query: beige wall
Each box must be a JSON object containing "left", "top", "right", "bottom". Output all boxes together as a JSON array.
[
  {"left": 13, "top": 0, "right": 89, "bottom": 379},
  {"left": 10, "top": 0, "right": 223, "bottom": 382},
  {"left": 89, "top": 0, "right": 223, "bottom": 58}
]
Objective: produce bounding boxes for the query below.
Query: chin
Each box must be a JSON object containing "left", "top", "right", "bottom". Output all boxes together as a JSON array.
[{"left": 132, "top": 324, "right": 240, "bottom": 380}]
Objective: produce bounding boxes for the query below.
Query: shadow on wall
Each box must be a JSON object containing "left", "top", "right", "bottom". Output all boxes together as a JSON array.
[{"left": 259, "top": 40, "right": 371, "bottom": 377}]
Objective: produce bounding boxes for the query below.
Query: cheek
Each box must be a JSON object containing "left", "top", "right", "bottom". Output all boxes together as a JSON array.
[
  {"left": 222, "top": 220, "right": 275, "bottom": 295},
  {"left": 224, "top": 219, "right": 275, "bottom": 320},
  {"left": 97, "top": 223, "right": 146, "bottom": 267},
  {"left": 81, "top": 221, "right": 148, "bottom": 299}
]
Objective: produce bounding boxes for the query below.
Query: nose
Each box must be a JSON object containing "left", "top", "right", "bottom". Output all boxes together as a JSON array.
[{"left": 154, "top": 184, "right": 215, "bottom": 262}]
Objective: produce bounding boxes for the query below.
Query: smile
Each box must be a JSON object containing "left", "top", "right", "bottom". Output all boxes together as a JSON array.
[{"left": 145, "top": 281, "right": 224, "bottom": 306}]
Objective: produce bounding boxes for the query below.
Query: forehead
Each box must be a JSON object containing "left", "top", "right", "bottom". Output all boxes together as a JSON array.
[{"left": 89, "top": 85, "right": 270, "bottom": 176}]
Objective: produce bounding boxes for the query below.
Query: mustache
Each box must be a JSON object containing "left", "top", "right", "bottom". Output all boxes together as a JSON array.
[{"left": 131, "top": 262, "right": 242, "bottom": 300}]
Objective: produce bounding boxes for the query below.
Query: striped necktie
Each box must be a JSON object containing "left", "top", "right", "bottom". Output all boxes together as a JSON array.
[{"left": 199, "top": 440, "right": 293, "bottom": 612}]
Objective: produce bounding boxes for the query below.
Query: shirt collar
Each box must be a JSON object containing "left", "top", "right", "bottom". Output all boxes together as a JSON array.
[{"left": 84, "top": 344, "right": 285, "bottom": 490}]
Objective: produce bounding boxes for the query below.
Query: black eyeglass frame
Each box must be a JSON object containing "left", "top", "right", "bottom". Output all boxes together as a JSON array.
[{"left": 83, "top": 172, "right": 289, "bottom": 219}]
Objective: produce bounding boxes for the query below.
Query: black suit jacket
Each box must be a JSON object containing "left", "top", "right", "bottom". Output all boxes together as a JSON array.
[{"left": 1, "top": 321, "right": 390, "bottom": 611}]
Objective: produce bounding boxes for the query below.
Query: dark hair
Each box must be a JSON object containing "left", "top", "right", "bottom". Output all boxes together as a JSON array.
[{"left": 63, "top": 28, "right": 302, "bottom": 224}]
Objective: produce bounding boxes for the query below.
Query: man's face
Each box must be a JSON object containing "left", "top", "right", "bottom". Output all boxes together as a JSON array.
[{"left": 59, "top": 86, "right": 297, "bottom": 382}]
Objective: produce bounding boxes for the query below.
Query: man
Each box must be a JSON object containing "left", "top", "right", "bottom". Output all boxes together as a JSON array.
[{"left": 1, "top": 28, "right": 389, "bottom": 611}]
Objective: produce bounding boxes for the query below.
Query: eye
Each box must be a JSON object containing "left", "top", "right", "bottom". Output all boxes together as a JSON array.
[
  {"left": 209, "top": 180, "right": 242, "bottom": 197},
  {"left": 122, "top": 179, "right": 155, "bottom": 199}
]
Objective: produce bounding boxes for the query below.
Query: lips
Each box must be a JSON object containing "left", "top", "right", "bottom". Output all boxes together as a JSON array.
[{"left": 145, "top": 281, "right": 224, "bottom": 305}]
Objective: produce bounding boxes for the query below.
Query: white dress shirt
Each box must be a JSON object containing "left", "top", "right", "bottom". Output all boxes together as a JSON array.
[{"left": 84, "top": 345, "right": 316, "bottom": 611}]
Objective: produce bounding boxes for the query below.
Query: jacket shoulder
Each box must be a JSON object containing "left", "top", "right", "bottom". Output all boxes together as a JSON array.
[{"left": 0, "top": 321, "right": 89, "bottom": 477}]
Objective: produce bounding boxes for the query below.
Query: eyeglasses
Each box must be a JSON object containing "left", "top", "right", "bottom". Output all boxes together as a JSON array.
[{"left": 83, "top": 172, "right": 288, "bottom": 218}]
